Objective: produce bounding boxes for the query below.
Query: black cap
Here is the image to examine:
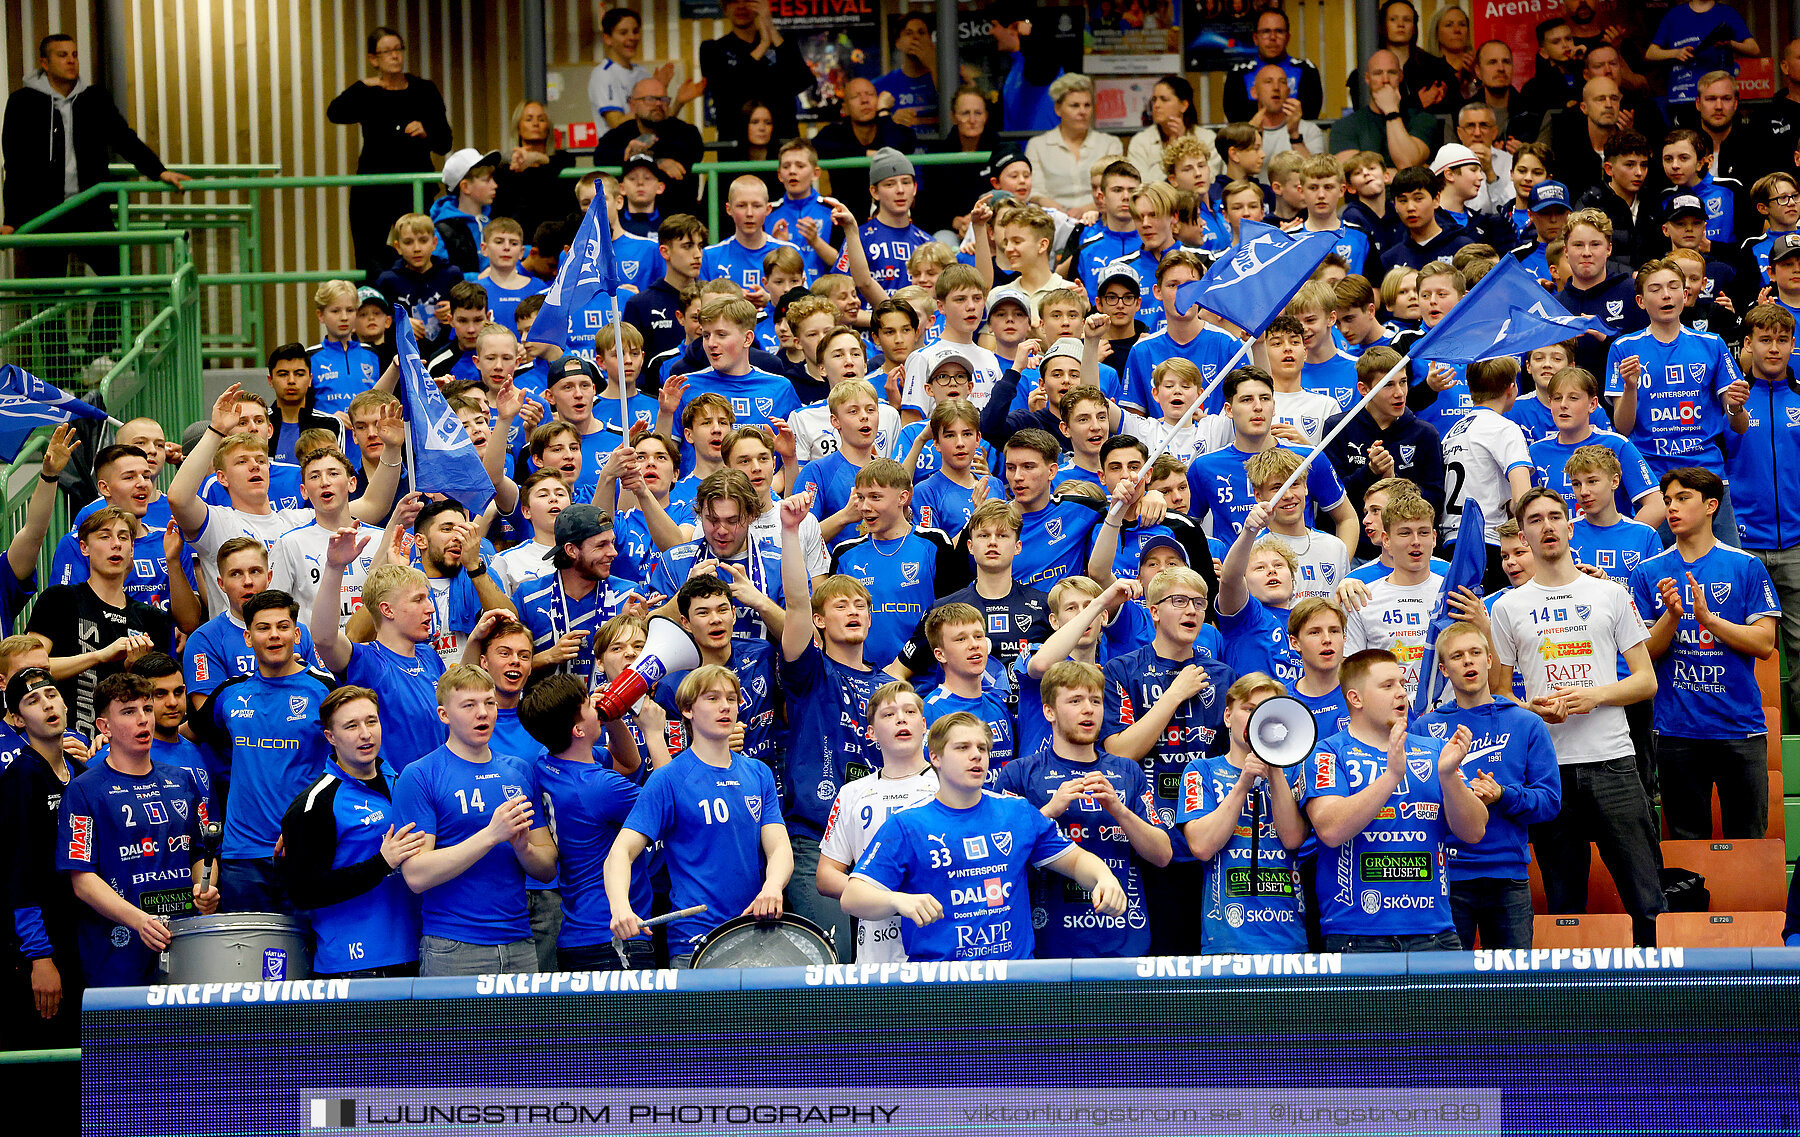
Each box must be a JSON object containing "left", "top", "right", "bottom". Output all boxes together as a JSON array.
[
  {"left": 551, "top": 356, "right": 601, "bottom": 386},
  {"left": 1770, "top": 233, "right": 1800, "bottom": 266},
  {"left": 772, "top": 285, "right": 813, "bottom": 324},
  {"left": 5, "top": 667, "right": 57, "bottom": 717},
  {"left": 622, "top": 153, "right": 665, "bottom": 182},
  {"left": 983, "top": 146, "right": 1029, "bottom": 183},
  {"left": 552, "top": 504, "right": 614, "bottom": 569},
  {"left": 1663, "top": 193, "right": 1706, "bottom": 223}
]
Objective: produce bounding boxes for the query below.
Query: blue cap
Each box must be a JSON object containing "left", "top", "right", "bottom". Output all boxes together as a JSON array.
[
  {"left": 1528, "top": 181, "right": 1571, "bottom": 213},
  {"left": 1138, "top": 533, "right": 1189, "bottom": 565}
]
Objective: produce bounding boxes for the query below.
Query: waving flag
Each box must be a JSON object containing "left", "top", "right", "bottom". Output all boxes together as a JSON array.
[
  {"left": 527, "top": 192, "right": 619, "bottom": 353},
  {"left": 1412, "top": 499, "right": 1489, "bottom": 715},
  {"left": 392, "top": 305, "right": 495, "bottom": 514},
  {"left": 1409, "top": 254, "right": 1612, "bottom": 365},
  {"left": 0, "top": 365, "right": 110, "bottom": 462},
  {"left": 1173, "top": 225, "right": 1337, "bottom": 335}
]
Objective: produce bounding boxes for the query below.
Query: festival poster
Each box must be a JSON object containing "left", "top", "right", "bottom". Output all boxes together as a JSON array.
[
  {"left": 1179, "top": 0, "right": 1260, "bottom": 73},
  {"left": 774, "top": 0, "right": 883, "bottom": 122},
  {"left": 1086, "top": 0, "right": 1182, "bottom": 75}
]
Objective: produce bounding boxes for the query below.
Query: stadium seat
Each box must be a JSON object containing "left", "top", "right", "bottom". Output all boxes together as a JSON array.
[
  {"left": 1658, "top": 839, "right": 1788, "bottom": 911},
  {"left": 1655, "top": 911, "right": 1786, "bottom": 948},
  {"left": 1765, "top": 709, "right": 1783, "bottom": 770},
  {"left": 1533, "top": 913, "right": 1633, "bottom": 948},
  {"left": 1526, "top": 845, "right": 1625, "bottom": 914},
  {"left": 1658, "top": 772, "right": 1786, "bottom": 840}
]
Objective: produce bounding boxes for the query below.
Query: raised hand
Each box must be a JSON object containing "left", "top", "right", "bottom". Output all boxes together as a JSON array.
[
  {"left": 41, "top": 423, "right": 78, "bottom": 478},
  {"left": 1437, "top": 725, "right": 1472, "bottom": 777},
  {"left": 209, "top": 383, "right": 246, "bottom": 435},
  {"left": 325, "top": 526, "right": 372, "bottom": 570},
  {"left": 779, "top": 489, "right": 814, "bottom": 532},
  {"left": 1656, "top": 575, "right": 1686, "bottom": 620}
]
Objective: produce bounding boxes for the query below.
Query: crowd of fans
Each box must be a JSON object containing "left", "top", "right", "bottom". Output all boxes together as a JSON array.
[{"left": 5, "top": 0, "right": 1800, "bottom": 1051}]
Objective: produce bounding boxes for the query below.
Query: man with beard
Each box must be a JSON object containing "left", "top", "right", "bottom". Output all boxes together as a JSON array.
[{"left": 516, "top": 505, "right": 644, "bottom": 688}]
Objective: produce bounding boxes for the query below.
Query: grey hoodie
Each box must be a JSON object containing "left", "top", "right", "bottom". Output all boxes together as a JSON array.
[{"left": 22, "top": 67, "right": 90, "bottom": 199}]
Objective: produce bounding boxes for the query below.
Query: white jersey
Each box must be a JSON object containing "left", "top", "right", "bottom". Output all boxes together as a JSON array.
[
  {"left": 820, "top": 767, "right": 939, "bottom": 962},
  {"left": 1119, "top": 408, "right": 1223, "bottom": 465},
  {"left": 1344, "top": 570, "right": 1445, "bottom": 699},
  {"left": 749, "top": 504, "right": 829, "bottom": 578},
  {"left": 587, "top": 58, "right": 652, "bottom": 120},
  {"left": 190, "top": 504, "right": 314, "bottom": 618},
  {"left": 1272, "top": 390, "right": 1344, "bottom": 446},
  {"left": 1440, "top": 406, "right": 1531, "bottom": 545},
  {"left": 268, "top": 520, "right": 382, "bottom": 628},
  {"left": 790, "top": 400, "right": 902, "bottom": 463},
  {"left": 426, "top": 577, "right": 464, "bottom": 665},
  {"left": 900, "top": 340, "right": 1004, "bottom": 417},
  {"left": 1260, "top": 528, "right": 1349, "bottom": 600},
  {"left": 490, "top": 539, "right": 557, "bottom": 598},
  {"left": 1490, "top": 572, "right": 1646, "bottom": 765}
]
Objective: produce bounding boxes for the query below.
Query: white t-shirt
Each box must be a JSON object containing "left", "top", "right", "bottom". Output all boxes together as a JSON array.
[
  {"left": 1344, "top": 570, "right": 1445, "bottom": 699},
  {"left": 1272, "top": 389, "right": 1344, "bottom": 446},
  {"left": 268, "top": 519, "right": 383, "bottom": 628},
  {"left": 1441, "top": 406, "right": 1531, "bottom": 545},
  {"left": 819, "top": 767, "right": 939, "bottom": 962},
  {"left": 790, "top": 400, "right": 902, "bottom": 463},
  {"left": 588, "top": 59, "right": 652, "bottom": 121},
  {"left": 190, "top": 504, "right": 314, "bottom": 617},
  {"left": 750, "top": 505, "right": 829, "bottom": 579},
  {"left": 491, "top": 539, "right": 557, "bottom": 598},
  {"left": 900, "top": 340, "right": 1005, "bottom": 418},
  {"left": 1260, "top": 528, "right": 1350, "bottom": 601},
  {"left": 1119, "top": 408, "right": 1218, "bottom": 465},
  {"left": 426, "top": 576, "right": 463, "bottom": 665},
  {"left": 1490, "top": 572, "right": 1647, "bottom": 765}
]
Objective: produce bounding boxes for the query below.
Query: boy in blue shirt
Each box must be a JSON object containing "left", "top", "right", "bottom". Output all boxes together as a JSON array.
[
  {"left": 1177, "top": 672, "right": 1308, "bottom": 953},
  {"left": 844, "top": 712, "right": 1125, "bottom": 961},
  {"left": 918, "top": 604, "right": 1016, "bottom": 774},
  {"left": 1300, "top": 648, "right": 1486, "bottom": 952},
  {"left": 606, "top": 664, "right": 791, "bottom": 968},
  {"left": 429, "top": 147, "right": 498, "bottom": 272},
  {"left": 828, "top": 460, "right": 967, "bottom": 670},
  {"left": 1628, "top": 467, "right": 1780, "bottom": 840},
  {"left": 307, "top": 280, "right": 382, "bottom": 417},
  {"left": 840, "top": 148, "right": 933, "bottom": 294},
  {"left": 395, "top": 665, "right": 556, "bottom": 976},
  {"left": 703, "top": 176, "right": 800, "bottom": 302},
  {"left": 1531, "top": 365, "right": 1663, "bottom": 527},
  {"left": 475, "top": 217, "right": 549, "bottom": 333},
  {"left": 1647, "top": 0, "right": 1757, "bottom": 104},
  {"left": 675, "top": 296, "right": 802, "bottom": 435},
  {"left": 995, "top": 659, "right": 1169, "bottom": 958},
  {"left": 1415, "top": 622, "right": 1562, "bottom": 950},
  {"left": 1565, "top": 445, "right": 1665, "bottom": 582},
  {"left": 768, "top": 138, "right": 836, "bottom": 281}
]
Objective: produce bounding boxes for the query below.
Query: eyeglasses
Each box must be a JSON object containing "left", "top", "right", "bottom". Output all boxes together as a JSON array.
[
  {"left": 1098, "top": 292, "right": 1138, "bottom": 307},
  {"left": 1776, "top": 193, "right": 1800, "bottom": 207},
  {"left": 1154, "top": 593, "right": 1207, "bottom": 610},
  {"left": 634, "top": 94, "right": 670, "bottom": 105},
  {"left": 932, "top": 369, "right": 973, "bottom": 382}
]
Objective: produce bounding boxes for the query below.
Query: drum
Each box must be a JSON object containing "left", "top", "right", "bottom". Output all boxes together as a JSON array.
[
  {"left": 159, "top": 913, "right": 311, "bottom": 983},
  {"left": 688, "top": 913, "right": 837, "bottom": 969}
]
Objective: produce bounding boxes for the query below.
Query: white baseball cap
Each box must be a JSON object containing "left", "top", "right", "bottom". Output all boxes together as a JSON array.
[
  {"left": 443, "top": 147, "right": 503, "bottom": 189},
  {"left": 1429, "top": 143, "right": 1481, "bottom": 175}
]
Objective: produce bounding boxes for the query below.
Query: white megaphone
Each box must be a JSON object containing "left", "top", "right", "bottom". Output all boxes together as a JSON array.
[
  {"left": 594, "top": 616, "right": 700, "bottom": 720},
  {"left": 1245, "top": 695, "right": 1319, "bottom": 769}
]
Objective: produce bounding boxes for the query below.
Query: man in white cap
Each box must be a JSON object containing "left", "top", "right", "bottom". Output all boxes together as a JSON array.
[{"left": 1430, "top": 143, "right": 1507, "bottom": 248}]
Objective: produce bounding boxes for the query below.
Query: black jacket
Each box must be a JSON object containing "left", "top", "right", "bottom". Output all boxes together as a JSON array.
[
  {"left": 2, "top": 74, "right": 167, "bottom": 228},
  {"left": 324, "top": 74, "right": 452, "bottom": 175}
]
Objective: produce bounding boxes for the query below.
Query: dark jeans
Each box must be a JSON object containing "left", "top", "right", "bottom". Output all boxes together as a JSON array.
[
  {"left": 1654, "top": 733, "right": 1769, "bottom": 840},
  {"left": 1450, "top": 877, "right": 1535, "bottom": 950},
  {"left": 315, "top": 961, "right": 419, "bottom": 980},
  {"left": 558, "top": 938, "right": 657, "bottom": 971},
  {"left": 1298, "top": 850, "right": 1324, "bottom": 952},
  {"left": 1142, "top": 860, "right": 1209, "bottom": 955},
  {"left": 1625, "top": 697, "right": 1658, "bottom": 807},
  {"left": 785, "top": 834, "right": 849, "bottom": 963},
  {"left": 528, "top": 889, "right": 564, "bottom": 972},
  {"left": 1531, "top": 757, "right": 1666, "bottom": 946},
  {"left": 220, "top": 856, "right": 294, "bottom": 916},
  {"left": 1322, "top": 930, "right": 1461, "bottom": 953}
]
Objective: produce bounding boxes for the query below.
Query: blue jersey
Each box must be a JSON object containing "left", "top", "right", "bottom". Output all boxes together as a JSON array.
[
  {"left": 994, "top": 750, "right": 1160, "bottom": 958},
  {"left": 205, "top": 669, "right": 334, "bottom": 858},
  {"left": 307, "top": 339, "right": 382, "bottom": 416},
  {"left": 842, "top": 217, "right": 932, "bottom": 294},
  {"left": 57, "top": 760, "right": 208, "bottom": 986},
  {"left": 1309, "top": 224, "right": 1370, "bottom": 276},
  {"left": 1628, "top": 544, "right": 1780, "bottom": 738},
  {"left": 647, "top": 536, "right": 782, "bottom": 641},
  {"left": 1300, "top": 729, "right": 1457, "bottom": 937},
  {"left": 1725, "top": 376, "right": 1800, "bottom": 550},
  {"left": 198, "top": 462, "right": 306, "bottom": 513},
  {"left": 1122, "top": 324, "right": 1244, "bottom": 416},
  {"left": 896, "top": 582, "right": 1050, "bottom": 704},
  {"left": 623, "top": 748, "right": 784, "bottom": 951},
  {"left": 394, "top": 744, "right": 543, "bottom": 944},
  {"left": 92, "top": 734, "right": 216, "bottom": 802},
  {"left": 514, "top": 569, "right": 644, "bottom": 688},
  {"left": 1216, "top": 597, "right": 1303, "bottom": 687},
  {"left": 1652, "top": 0, "right": 1752, "bottom": 103},
  {"left": 851, "top": 791, "right": 1074, "bottom": 961},
  {"left": 922, "top": 686, "right": 1016, "bottom": 773},
  {"left": 767, "top": 190, "right": 835, "bottom": 280},
  {"left": 49, "top": 523, "right": 192, "bottom": 610},
  {"left": 537, "top": 754, "right": 651, "bottom": 950},
  {"left": 913, "top": 471, "right": 1005, "bottom": 534},
  {"left": 1505, "top": 393, "right": 1611, "bottom": 445},
  {"left": 590, "top": 390, "right": 660, "bottom": 438},
  {"left": 284, "top": 762, "right": 421, "bottom": 973},
  {"left": 702, "top": 235, "right": 800, "bottom": 297},
  {"left": 480, "top": 274, "right": 549, "bottom": 334},
  {"left": 1603, "top": 325, "right": 1741, "bottom": 480},
  {"left": 1292, "top": 684, "right": 1350, "bottom": 738},
  {"left": 1530, "top": 430, "right": 1659, "bottom": 518},
  {"left": 1051, "top": 460, "right": 1103, "bottom": 491},
  {"left": 778, "top": 641, "right": 882, "bottom": 837},
  {"left": 798, "top": 451, "right": 866, "bottom": 542},
  {"left": 613, "top": 230, "right": 663, "bottom": 293},
  {"left": 1410, "top": 359, "right": 1470, "bottom": 438},
  {"left": 829, "top": 529, "right": 955, "bottom": 670},
  {"left": 344, "top": 641, "right": 447, "bottom": 772},
  {"left": 1187, "top": 443, "right": 1347, "bottom": 543},
  {"left": 675, "top": 366, "right": 802, "bottom": 433},
  {"left": 654, "top": 638, "right": 783, "bottom": 775},
  {"left": 1176, "top": 753, "right": 1308, "bottom": 953},
  {"left": 183, "top": 612, "right": 320, "bottom": 702},
  {"left": 1571, "top": 517, "right": 1663, "bottom": 587},
  {"left": 1101, "top": 645, "right": 1235, "bottom": 859},
  {"left": 895, "top": 423, "right": 1000, "bottom": 487},
  {"left": 1304, "top": 350, "right": 1363, "bottom": 410},
  {"left": 613, "top": 499, "right": 697, "bottom": 583},
  {"left": 1103, "top": 599, "right": 1224, "bottom": 662},
  {"left": 1413, "top": 701, "right": 1561, "bottom": 880},
  {"left": 1014, "top": 497, "right": 1107, "bottom": 588},
  {"left": 1074, "top": 224, "right": 1143, "bottom": 293}
]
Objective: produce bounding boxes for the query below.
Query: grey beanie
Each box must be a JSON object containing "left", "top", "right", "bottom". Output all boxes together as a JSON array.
[{"left": 868, "top": 147, "right": 914, "bottom": 187}]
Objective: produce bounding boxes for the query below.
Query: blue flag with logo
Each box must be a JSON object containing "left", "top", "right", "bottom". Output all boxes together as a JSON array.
[
  {"left": 1172, "top": 224, "right": 1336, "bottom": 336},
  {"left": 392, "top": 305, "right": 495, "bottom": 515},
  {"left": 1408, "top": 254, "right": 1612, "bottom": 365},
  {"left": 0, "top": 364, "right": 109, "bottom": 462},
  {"left": 1412, "top": 499, "right": 1488, "bottom": 715},
  {"left": 527, "top": 192, "right": 619, "bottom": 353}
]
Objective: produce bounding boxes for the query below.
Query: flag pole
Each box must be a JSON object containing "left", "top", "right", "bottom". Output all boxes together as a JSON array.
[
  {"left": 1140, "top": 332, "right": 1257, "bottom": 468},
  {"left": 1264, "top": 354, "right": 1412, "bottom": 507},
  {"left": 610, "top": 290, "right": 630, "bottom": 441}
]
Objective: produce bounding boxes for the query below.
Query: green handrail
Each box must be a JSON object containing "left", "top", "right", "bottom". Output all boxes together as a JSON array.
[{"left": 0, "top": 1048, "right": 78, "bottom": 1065}]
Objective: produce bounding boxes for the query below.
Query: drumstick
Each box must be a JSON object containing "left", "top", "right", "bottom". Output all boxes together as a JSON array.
[{"left": 610, "top": 905, "right": 708, "bottom": 968}]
